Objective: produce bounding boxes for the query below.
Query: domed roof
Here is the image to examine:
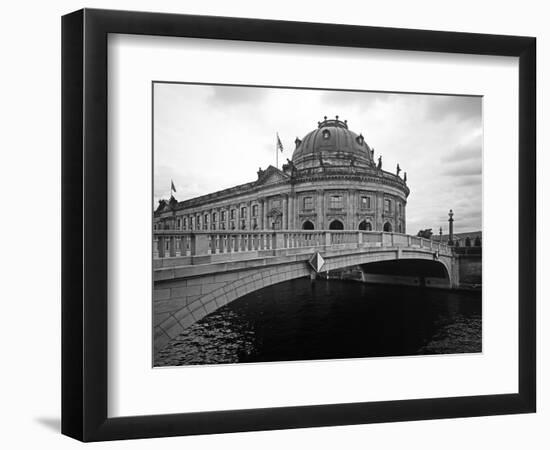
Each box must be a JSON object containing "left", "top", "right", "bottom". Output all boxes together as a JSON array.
[{"left": 291, "top": 116, "right": 375, "bottom": 169}]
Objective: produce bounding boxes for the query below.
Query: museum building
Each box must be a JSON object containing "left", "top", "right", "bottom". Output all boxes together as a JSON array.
[{"left": 154, "top": 116, "right": 409, "bottom": 233}]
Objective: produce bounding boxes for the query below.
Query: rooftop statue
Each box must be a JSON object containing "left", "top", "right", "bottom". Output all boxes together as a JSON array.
[{"left": 377, "top": 155, "right": 382, "bottom": 170}]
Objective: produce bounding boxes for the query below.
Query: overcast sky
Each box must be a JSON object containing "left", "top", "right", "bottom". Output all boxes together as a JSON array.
[{"left": 154, "top": 83, "right": 482, "bottom": 234}]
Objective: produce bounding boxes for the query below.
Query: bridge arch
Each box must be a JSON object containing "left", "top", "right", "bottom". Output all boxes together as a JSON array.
[
  {"left": 153, "top": 233, "right": 457, "bottom": 356},
  {"left": 359, "top": 258, "right": 451, "bottom": 289}
]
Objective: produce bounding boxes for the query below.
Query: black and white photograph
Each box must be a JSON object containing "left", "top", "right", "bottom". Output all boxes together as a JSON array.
[{"left": 152, "top": 83, "right": 483, "bottom": 367}]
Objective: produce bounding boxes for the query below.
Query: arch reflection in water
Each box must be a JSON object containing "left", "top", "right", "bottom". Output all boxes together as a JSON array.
[{"left": 155, "top": 278, "right": 481, "bottom": 367}]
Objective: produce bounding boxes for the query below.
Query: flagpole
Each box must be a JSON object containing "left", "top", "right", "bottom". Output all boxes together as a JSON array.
[{"left": 276, "top": 141, "right": 278, "bottom": 169}]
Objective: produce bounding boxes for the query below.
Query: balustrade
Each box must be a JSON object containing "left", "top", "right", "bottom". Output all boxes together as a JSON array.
[{"left": 153, "top": 230, "right": 453, "bottom": 259}]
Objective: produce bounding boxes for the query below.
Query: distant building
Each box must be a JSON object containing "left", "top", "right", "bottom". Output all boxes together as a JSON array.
[
  {"left": 154, "top": 117, "right": 409, "bottom": 232},
  {"left": 436, "top": 231, "right": 482, "bottom": 247}
]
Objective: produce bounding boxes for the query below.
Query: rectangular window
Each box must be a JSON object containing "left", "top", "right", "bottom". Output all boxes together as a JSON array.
[
  {"left": 189, "top": 217, "right": 194, "bottom": 230},
  {"left": 361, "top": 196, "right": 371, "bottom": 210},
  {"left": 330, "top": 195, "right": 343, "bottom": 209},
  {"left": 241, "top": 207, "right": 247, "bottom": 218},
  {"left": 398, "top": 203, "right": 402, "bottom": 215},
  {"left": 252, "top": 205, "right": 258, "bottom": 217},
  {"left": 252, "top": 218, "right": 258, "bottom": 229},
  {"left": 212, "top": 212, "right": 217, "bottom": 222},
  {"left": 303, "top": 196, "right": 313, "bottom": 210},
  {"left": 203, "top": 214, "right": 209, "bottom": 230},
  {"left": 230, "top": 209, "right": 235, "bottom": 220},
  {"left": 221, "top": 210, "right": 226, "bottom": 221},
  {"left": 384, "top": 198, "right": 392, "bottom": 213},
  {"left": 183, "top": 217, "right": 187, "bottom": 230},
  {"left": 221, "top": 222, "right": 226, "bottom": 230}
]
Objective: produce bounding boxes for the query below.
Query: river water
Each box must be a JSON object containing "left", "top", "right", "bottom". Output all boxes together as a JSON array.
[{"left": 155, "top": 278, "right": 481, "bottom": 367}]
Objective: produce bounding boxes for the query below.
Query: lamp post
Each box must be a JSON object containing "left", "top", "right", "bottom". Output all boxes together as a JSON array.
[{"left": 448, "top": 209, "right": 454, "bottom": 246}]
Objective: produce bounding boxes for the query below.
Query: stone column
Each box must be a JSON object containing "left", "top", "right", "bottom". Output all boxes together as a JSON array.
[
  {"left": 282, "top": 194, "right": 288, "bottom": 230},
  {"left": 294, "top": 192, "right": 299, "bottom": 229},
  {"left": 247, "top": 200, "right": 252, "bottom": 230},
  {"left": 288, "top": 193, "right": 294, "bottom": 230},
  {"left": 261, "top": 198, "right": 267, "bottom": 230},
  {"left": 349, "top": 190, "right": 356, "bottom": 230},
  {"left": 376, "top": 191, "right": 384, "bottom": 231},
  {"left": 403, "top": 202, "right": 407, "bottom": 234},
  {"left": 316, "top": 189, "right": 324, "bottom": 229}
]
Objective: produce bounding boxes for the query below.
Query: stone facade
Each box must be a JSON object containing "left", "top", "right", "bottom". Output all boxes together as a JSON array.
[{"left": 154, "top": 117, "right": 409, "bottom": 233}]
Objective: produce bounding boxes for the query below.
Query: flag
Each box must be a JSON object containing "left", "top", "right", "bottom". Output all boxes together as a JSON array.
[
  {"left": 276, "top": 133, "right": 284, "bottom": 153},
  {"left": 171, "top": 180, "right": 176, "bottom": 193}
]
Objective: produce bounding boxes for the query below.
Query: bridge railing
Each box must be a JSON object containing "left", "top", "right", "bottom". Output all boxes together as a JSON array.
[{"left": 153, "top": 230, "right": 453, "bottom": 259}]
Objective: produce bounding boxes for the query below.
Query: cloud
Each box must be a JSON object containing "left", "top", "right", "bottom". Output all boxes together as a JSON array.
[
  {"left": 441, "top": 135, "right": 482, "bottom": 164},
  {"left": 208, "top": 85, "right": 268, "bottom": 106},
  {"left": 424, "top": 95, "right": 482, "bottom": 123},
  {"left": 443, "top": 164, "right": 482, "bottom": 177},
  {"left": 455, "top": 174, "right": 482, "bottom": 187},
  {"left": 320, "top": 90, "right": 397, "bottom": 113}
]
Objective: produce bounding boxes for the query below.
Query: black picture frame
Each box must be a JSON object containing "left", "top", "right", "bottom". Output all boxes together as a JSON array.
[{"left": 62, "top": 8, "right": 536, "bottom": 442}]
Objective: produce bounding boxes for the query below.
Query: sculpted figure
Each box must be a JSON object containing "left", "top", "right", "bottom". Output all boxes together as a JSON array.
[
  {"left": 318, "top": 153, "right": 325, "bottom": 167},
  {"left": 396, "top": 163, "right": 401, "bottom": 176},
  {"left": 377, "top": 155, "right": 382, "bottom": 170}
]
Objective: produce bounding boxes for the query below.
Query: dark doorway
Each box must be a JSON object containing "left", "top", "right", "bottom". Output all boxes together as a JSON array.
[
  {"left": 358, "top": 220, "right": 372, "bottom": 231},
  {"left": 302, "top": 220, "right": 314, "bottom": 230},
  {"left": 329, "top": 220, "right": 344, "bottom": 230},
  {"left": 383, "top": 221, "right": 392, "bottom": 232}
]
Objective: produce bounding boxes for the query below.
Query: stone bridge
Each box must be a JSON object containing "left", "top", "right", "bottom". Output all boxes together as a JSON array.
[{"left": 153, "top": 230, "right": 457, "bottom": 355}]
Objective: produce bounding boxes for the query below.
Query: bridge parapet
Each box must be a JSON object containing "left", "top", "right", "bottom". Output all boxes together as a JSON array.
[{"left": 153, "top": 230, "right": 453, "bottom": 263}]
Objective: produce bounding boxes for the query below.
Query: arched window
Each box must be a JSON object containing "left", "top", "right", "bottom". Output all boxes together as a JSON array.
[
  {"left": 474, "top": 236, "right": 481, "bottom": 246},
  {"left": 302, "top": 220, "right": 314, "bottom": 230},
  {"left": 358, "top": 220, "right": 372, "bottom": 231},
  {"left": 465, "top": 237, "right": 471, "bottom": 247},
  {"left": 383, "top": 221, "right": 392, "bottom": 232},
  {"left": 329, "top": 219, "right": 344, "bottom": 230}
]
